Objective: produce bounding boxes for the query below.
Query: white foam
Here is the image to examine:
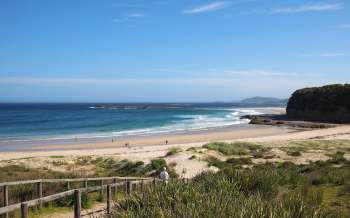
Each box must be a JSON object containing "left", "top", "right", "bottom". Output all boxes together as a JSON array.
[{"left": 0, "top": 107, "right": 278, "bottom": 143}]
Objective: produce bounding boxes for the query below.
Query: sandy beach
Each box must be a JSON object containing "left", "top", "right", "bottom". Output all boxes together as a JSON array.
[
  {"left": 1, "top": 124, "right": 350, "bottom": 177},
  {"left": 0, "top": 125, "right": 293, "bottom": 159},
  {"left": 1, "top": 124, "right": 350, "bottom": 162}
]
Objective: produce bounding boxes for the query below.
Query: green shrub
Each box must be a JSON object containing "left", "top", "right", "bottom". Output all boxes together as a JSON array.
[
  {"left": 287, "top": 150, "right": 302, "bottom": 157},
  {"left": 203, "top": 142, "right": 268, "bottom": 156},
  {"left": 165, "top": 147, "right": 181, "bottom": 157},
  {"left": 328, "top": 151, "right": 346, "bottom": 164},
  {"left": 189, "top": 155, "right": 196, "bottom": 160},
  {"left": 111, "top": 165, "right": 335, "bottom": 217}
]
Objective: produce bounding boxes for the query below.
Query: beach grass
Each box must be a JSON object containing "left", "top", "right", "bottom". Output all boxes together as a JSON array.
[
  {"left": 203, "top": 141, "right": 269, "bottom": 156},
  {"left": 110, "top": 158, "right": 350, "bottom": 217},
  {"left": 165, "top": 147, "right": 181, "bottom": 157},
  {"left": 49, "top": 155, "right": 65, "bottom": 159}
]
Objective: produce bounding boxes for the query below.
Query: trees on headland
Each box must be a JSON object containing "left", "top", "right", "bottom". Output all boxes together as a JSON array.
[{"left": 287, "top": 84, "right": 350, "bottom": 123}]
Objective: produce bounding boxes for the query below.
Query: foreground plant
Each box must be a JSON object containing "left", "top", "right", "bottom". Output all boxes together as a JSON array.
[{"left": 110, "top": 164, "right": 345, "bottom": 218}]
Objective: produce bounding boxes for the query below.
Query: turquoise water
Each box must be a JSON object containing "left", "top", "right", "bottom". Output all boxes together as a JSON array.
[{"left": 0, "top": 103, "right": 273, "bottom": 150}]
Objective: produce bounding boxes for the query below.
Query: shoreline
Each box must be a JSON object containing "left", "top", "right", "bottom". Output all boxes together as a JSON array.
[
  {"left": 0, "top": 124, "right": 294, "bottom": 160},
  {"left": 0, "top": 106, "right": 287, "bottom": 151},
  {"left": 0, "top": 124, "right": 293, "bottom": 152},
  {"left": 2, "top": 124, "right": 350, "bottom": 161}
]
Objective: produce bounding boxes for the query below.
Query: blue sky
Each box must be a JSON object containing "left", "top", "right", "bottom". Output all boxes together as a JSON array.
[{"left": 0, "top": 0, "right": 349, "bottom": 102}]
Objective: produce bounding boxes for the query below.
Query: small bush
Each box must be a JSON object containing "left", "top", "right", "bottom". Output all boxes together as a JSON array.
[
  {"left": 226, "top": 157, "right": 252, "bottom": 166},
  {"left": 49, "top": 156, "right": 65, "bottom": 159},
  {"left": 328, "top": 151, "right": 346, "bottom": 164},
  {"left": 203, "top": 142, "right": 267, "bottom": 156},
  {"left": 287, "top": 150, "right": 302, "bottom": 157},
  {"left": 189, "top": 155, "right": 196, "bottom": 160},
  {"left": 165, "top": 147, "right": 181, "bottom": 157}
]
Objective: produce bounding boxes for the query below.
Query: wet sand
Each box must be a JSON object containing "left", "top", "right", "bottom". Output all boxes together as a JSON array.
[{"left": 26, "top": 125, "right": 292, "bottom": 150}]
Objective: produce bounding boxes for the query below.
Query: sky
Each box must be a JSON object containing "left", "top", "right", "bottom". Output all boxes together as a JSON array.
[{"left": 0, "top": 0, "right": 349, "bottom": 103}]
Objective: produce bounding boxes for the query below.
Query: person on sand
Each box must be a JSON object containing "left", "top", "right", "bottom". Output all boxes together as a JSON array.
[
  {"left": 165, "top": 139, "right": 168, "bottom": 145},
  {"left": 159, "top": 167, "right": 170, "bottom": 183}
]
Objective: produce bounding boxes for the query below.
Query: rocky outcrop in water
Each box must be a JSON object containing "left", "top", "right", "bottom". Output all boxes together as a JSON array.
[{"left": 287, "top": 84, "right": 350, "bottom": 123}]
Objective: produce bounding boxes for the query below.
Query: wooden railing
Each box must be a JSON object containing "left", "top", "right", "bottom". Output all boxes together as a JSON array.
[{"left": 0, "top": 176, "right": 157, "bottom": 218}]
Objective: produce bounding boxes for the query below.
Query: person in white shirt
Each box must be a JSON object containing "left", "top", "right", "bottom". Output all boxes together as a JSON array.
[{"left": 159, "top": 167, "right": 170, "bottom": 183}]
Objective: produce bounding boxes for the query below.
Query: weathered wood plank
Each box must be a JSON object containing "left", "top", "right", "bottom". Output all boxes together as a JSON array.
[
  {"left": 20, "top": 203, "right": 28, "bottom": 218},
  {"left": 112, "top": 178, "right": 117, "bottom": 197},
  {"left": 74, "top": 190, "right": 81, "bottom": 218},
  {"left": 0, "top": 177, "right": 151, "bottom": 187},
  {"left": 0, "top": 177, "right": 152, "bottom": 216},
  {"left": 3, "top": 185, "right": 8, "bottom": 218},
  {"left": 0, "top": 203, "right": 21, "bottom": 215},
  {"left": 107, "top": 185, "right": 111, "bottom": 214},
  {"left": 84, "top": 180, "right": 88, "bottom": 189},
  {"left": 37, "top": 182, "right": 43, "bottom": 209},
  {"left": 126, "top": 181, "right": 132, "bottom": 195},
  {"left": 100, "top": 180, "right": 104, "bottom": 196},
  {"left": 0, "top": 180, "right": 42, "bottom": 187}
]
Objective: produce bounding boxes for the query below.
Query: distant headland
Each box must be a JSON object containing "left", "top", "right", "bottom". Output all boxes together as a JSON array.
[{"left": 287, "top": 84, "right": 350, "bottom": 123}]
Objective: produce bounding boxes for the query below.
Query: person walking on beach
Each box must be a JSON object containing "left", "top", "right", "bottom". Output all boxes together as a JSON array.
[{"left": 159, "top": 167, "right": 169, "bottom": 184}]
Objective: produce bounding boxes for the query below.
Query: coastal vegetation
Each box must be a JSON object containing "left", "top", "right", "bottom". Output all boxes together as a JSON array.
[
  {"left": 1, "top": 139, "right": 350, "bottom": 217},
  {"left": 111, "top": 159, "right": 350, "bottom": 217},
  {"left": 165, "top": 147, "right": 181, "bottom": 157},
  {"left": 203, "top": 142, "right": 269, "bottom": 156},
  {"left": 106, "top": 140, "right": 350, "bottom": 217},
  {"left": 287, "top": 84, "right": 350, "bottom": 123}
]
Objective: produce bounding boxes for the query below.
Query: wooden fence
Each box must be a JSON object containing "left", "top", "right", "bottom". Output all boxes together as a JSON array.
[{"left": 0, "top": 176, "right": 158, "bottom": 218}]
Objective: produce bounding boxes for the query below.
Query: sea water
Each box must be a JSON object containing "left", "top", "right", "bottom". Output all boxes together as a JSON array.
[{"left": 0, "top": 103, "right": 282, "bottom": 150}]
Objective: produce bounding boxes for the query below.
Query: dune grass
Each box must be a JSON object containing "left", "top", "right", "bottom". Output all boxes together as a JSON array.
[
  {"left": 203, "top": 142, "right": 269, "bottom": 156},
  {"left": 111, "top": 155, "right": 350, "bottom": 217},
  {"left": 165, "top": 147, "right": 181, "bottom": 157}
]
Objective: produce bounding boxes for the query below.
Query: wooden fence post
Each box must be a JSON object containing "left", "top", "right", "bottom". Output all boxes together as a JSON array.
[
  {"left": 84, "top": 180, "right": 88, "bottom": 189},
  {"left": 100, "top": 180, "right": 104, "bottom": 196},
  {"left": 3, "top": 185, "right": 9, "bottom": 218},
  {"left": 112, "top": 178, "right": 117, "bottom": 198},
  {"left": 107, "top": 185, "right": 111, "bottom": 214},
  {"left": 37, "top": 182, "right": 43, "bottom": 209},
  {"left": 153, "top": 178, "right": 156, "bottom": 187},
  {"left": 126, "top": 181, "right": 132, "bottom": 195},
  {"left": 140, "top": 180, "right": 144, "bottom": 193},
  {"left": 74, "top": 190, "right": 81, "bottom": 218},
  {"left": 21, "top": 203, "right": 28, "bottom": 218},
  {"left": 67, "top": 181, "right": 70, "bottom": 190}
]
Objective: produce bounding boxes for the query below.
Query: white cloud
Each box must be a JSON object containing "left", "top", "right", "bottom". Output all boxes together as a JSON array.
[
  {"left": 300, "top": 52, "right": 345, "bottom": 58},
  {"left": 271, "top": 3, "right": 342, "bottom": 14},
  {"left": 183, "top": 1, "right": 231, "bottom": 14}
]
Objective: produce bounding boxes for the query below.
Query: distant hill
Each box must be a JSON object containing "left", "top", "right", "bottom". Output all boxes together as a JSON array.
[
  {"left": 240, "top": 97, "right": 288, "bottom": 106},
  {"left": 287, "top": 84, "right": 350, "bottom": 123}
]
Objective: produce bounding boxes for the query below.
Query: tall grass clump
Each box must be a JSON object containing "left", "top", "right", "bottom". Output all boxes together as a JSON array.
[
  {"left": 203, "top": 142, "right": 269, "bottom": 156},
  {"left": 111, "top": 165, "right": 338, "bottom": 218},
  {"left": 165, "top": 147, "right": 181, "bottom": 157}
]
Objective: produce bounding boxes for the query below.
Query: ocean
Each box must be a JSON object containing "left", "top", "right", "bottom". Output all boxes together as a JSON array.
[{"left": 0, "top": 103, "right": 283, "bottom": 150}]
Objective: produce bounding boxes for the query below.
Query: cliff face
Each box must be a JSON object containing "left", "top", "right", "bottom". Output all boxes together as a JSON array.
[{"left": 287, "top": 84, "right": 350, "bottom": 123}]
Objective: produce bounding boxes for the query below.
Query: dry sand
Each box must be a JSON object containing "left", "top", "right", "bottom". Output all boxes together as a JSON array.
[{"left": 1, "top": 125, "right": 350, "bottom": 178}]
